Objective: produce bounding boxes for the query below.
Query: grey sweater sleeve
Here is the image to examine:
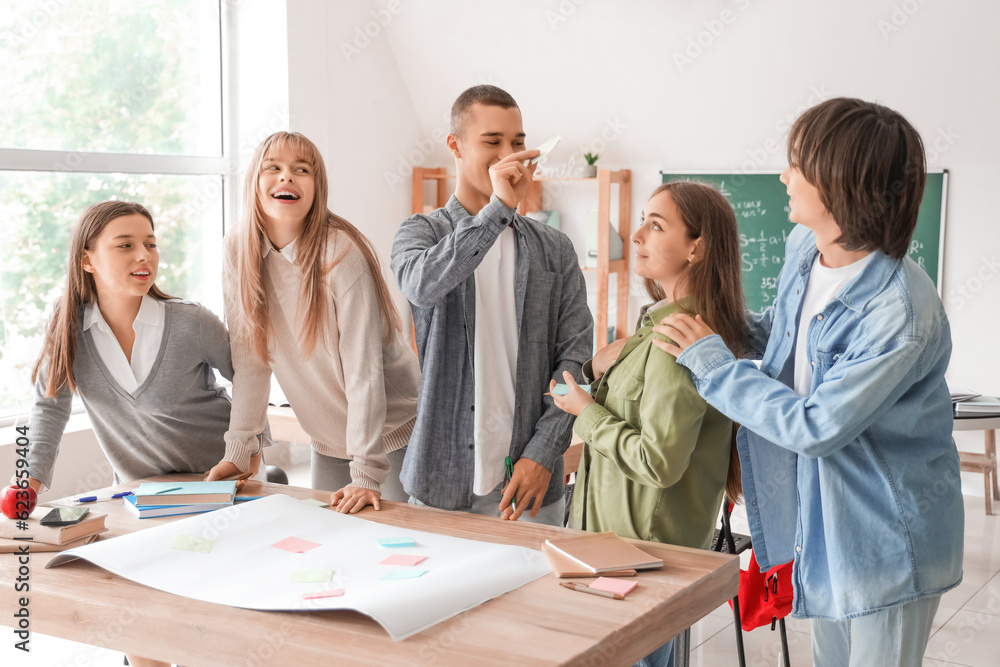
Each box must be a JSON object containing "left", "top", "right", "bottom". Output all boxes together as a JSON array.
[
  {"left": 25, "top": 363, "right": 73, "bottom": 490},
  {"left": 194, "top": 302, "right": 272, "bottom": 453},
  {"left": 196, "top": 302, "right": 235, "bottom": 382}
]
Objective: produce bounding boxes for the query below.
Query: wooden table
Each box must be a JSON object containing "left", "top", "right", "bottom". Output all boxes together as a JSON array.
[
  {"left": 267, "top": 405, "right": 310, "bottom": 443},
  {"left": 0, "top": 475, "right": 738, "bottom": 666},
  {"left": 954, "top": 414, "right": 1000, "bottom": 515}
]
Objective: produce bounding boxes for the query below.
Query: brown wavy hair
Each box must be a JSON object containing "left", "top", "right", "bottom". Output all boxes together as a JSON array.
[
  {"left": 229, "top": 131, "right": 402, "bottom": 363},
  {"left": 32, "top": 201, "right": 173, "bottom": 397},
  {"left": 645, "top": 180, "right": 747, "bottom": 503}
]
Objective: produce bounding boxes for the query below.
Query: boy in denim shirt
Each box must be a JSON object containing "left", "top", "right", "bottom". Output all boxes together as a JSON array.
[{"left": 655, "top": 97, "right": 963, "bottom": 665}]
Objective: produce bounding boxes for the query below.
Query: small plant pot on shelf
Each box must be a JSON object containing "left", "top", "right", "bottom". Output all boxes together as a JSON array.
[{"left": 584, "top": 164, "right": 597, "bottom": 178}]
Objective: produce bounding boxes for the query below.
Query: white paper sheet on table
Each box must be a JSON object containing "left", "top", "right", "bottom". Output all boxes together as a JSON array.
[{"left": 47, "top": 494, "right": 551, "bottom": 640}]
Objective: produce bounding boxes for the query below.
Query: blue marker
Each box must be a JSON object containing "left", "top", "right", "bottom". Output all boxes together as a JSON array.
[{"left": 76, "top": 491, "right": 133, "bottom": 503}]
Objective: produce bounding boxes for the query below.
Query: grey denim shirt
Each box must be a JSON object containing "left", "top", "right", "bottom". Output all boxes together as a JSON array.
[{"left": 391, "top": 194, "right": 593, "bottom": 511}]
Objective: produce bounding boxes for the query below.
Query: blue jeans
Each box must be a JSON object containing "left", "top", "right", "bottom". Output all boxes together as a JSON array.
[
  {"left": 811, "top": 595, "right": 940, "bottom": 667},
  {"left": 634, "top": 638, "right": 674, "bottom": 667}
]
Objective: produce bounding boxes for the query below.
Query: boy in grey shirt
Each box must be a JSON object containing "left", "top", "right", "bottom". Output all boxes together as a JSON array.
[{"left": 391, "top": 85, "right": 592, "bottom": 524}]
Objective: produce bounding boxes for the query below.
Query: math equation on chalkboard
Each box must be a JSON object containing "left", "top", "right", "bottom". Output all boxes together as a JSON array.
[{"left": 661, "top": 172, "right": 945, "bottom": 312}]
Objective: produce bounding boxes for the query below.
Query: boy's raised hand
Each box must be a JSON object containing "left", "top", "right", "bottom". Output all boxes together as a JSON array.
[
  {"left": 547, "top": 371, "right": 594, "bottom": 417},
  {"left": 651, "top": 313, "right": 716, "bottom": 358},
  {"left": 489, "top": 150, "right": 540, "bottom": 209}
]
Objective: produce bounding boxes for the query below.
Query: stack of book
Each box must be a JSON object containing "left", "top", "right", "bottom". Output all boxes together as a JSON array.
[
  {"left": 952, "top": 390, "right": 1000, "bottom": 417},
  {"left": 124, "top": 481, "right": 237, "bottom": 519},
  {"left": 0, "top": 507, "right": 107, "bottom": 553}
]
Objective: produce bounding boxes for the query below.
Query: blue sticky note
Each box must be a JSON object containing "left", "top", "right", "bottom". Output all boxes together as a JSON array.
[
  {"left": 551, "top": 383, "right": 591, "bottom": 396},
  {"left": 377, "top": 537, "right": 416, "bottom": 548},
  {"left": 382, "top": 569, "right": 427, "bottom": 581}
]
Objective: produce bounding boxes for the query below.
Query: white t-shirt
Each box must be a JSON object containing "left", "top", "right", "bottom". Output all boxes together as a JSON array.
[
  {"left": 793, "top": 253, "right": 873, "bottom": 396},
  {"left": 472, "top": 224, "right": 519, "bottom": 495},
  {"left": 83, "top": 295, "right": 165, "bottom": 394}
]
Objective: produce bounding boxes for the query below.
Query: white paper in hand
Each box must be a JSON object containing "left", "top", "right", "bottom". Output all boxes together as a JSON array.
[{"left": 530, "top": 135, "right": 561, "bottom": 164}]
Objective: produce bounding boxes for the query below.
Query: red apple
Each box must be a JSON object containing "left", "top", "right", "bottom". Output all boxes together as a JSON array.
[{"left": 1, "top": 483, "right": 37, "bottom": 520}]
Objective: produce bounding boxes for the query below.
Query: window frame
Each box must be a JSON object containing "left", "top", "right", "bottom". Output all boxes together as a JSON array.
[{"left": 0, "top": 1, "right": 237, "bottom": 427}]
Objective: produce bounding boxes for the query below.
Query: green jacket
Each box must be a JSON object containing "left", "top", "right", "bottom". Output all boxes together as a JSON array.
[{"left": 570, "top": 299, "right": 732, "bottom": 550}]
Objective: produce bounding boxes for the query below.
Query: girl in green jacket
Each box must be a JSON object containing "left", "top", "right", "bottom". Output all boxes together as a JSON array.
[{"left": 551, "top": 181, "right": 746, "bottom": 666}]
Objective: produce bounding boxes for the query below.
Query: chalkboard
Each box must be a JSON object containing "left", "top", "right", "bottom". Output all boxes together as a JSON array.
[{"left": 660, "top": 172, "right": 947, "bottom": 312}]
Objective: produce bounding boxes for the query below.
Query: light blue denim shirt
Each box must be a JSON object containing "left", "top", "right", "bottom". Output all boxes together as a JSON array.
[
  {"left": 676, "top": 225, "right": 963, "bottom": 621},
  {"left": 391, "top": 195, "right": 593, "bottom": 511}
]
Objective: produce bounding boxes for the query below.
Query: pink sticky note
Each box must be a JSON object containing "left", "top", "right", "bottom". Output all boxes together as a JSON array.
[
  {"left": 380, "top": 554, "right": 427, "bottom": 567},
  {"left": 304, "top": 589, "right": 345, "bottom": 600},
  {"left": 271, "top": 536, "right": 321, "bottom": 553},
  {"left": 590, "top": 577, "right": 638, "bottom": 597}
]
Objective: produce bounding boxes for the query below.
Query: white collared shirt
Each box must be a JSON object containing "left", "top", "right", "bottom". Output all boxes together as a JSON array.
[
  {"left": 273, "top": 235, "right": 299, "bottom": 264},
  {"left": 83, "top": 295, "right": 166, "bottom": 394}
]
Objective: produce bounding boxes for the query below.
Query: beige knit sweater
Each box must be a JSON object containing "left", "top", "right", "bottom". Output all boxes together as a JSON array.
[{"left": 222, "top": 227, "right": 420, "bottom": 491}]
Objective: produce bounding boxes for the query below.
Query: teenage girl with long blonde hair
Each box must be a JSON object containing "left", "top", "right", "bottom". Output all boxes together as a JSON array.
[{"left": 207, "top": 132, "right": 420, "bottom": 513}]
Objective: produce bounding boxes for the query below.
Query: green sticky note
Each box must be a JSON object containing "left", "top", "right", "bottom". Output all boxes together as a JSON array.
[
  {"left": 301, "top": 498, "right": 330, "bottom": 507},
  {"left": 171, "top": 534, "right": 214, "bottom": 554},
  {"left": 291, "top": 570, "right": 334, "bottom": 583},
  {"left": 382, "top": 569, "right": 426, "bottom": 581}
]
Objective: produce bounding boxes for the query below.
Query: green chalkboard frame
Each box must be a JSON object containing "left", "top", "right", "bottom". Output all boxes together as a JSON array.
[{"left": 659, "top": 171, "right": 947, "bottom": 312}]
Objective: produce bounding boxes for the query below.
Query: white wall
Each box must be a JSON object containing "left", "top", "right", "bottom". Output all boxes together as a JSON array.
[
  {"left": 280, "top": 0, "right": 999, "bottom": 452},
  {"left": 285, "top": 0, "right": 425, "bottom": 319}
]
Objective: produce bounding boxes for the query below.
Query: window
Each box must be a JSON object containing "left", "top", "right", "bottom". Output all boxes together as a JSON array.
[{"left": 0, "top": 1, "right": 230, "bottom": 421}]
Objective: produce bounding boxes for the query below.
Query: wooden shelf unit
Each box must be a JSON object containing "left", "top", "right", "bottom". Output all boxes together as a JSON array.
[
  {"left": 411, "top": 166, "right": 453, "bottom": 215},
  {"left": 519, "top": 169, "right": 632, "bottom": 350},
  {"left": 410, "top": 167, "right": 632, "bottom": 351}
]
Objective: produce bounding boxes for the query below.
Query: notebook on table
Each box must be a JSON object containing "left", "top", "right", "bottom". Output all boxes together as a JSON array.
[
  {"left": 123, "top": 494, "right": 232, "bottom": 518},
  {"left": 543, "top": 531, "right": 663, "bottom": 574},
  {"left": 0, "top": 508, "right": 107, "bottom": 546},
  {"left": 133, "top": 481, "right": 237, "bottom": 506},
  {"left": 0, "top": 533, "right": 101, "bottom": 553}
]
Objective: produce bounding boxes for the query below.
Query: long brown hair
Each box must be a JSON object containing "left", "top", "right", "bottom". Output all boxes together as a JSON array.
[
  {"left": 230, "top": 131, "right": 402, "bottom": 363},
  {"left": 645, "top": 181, "right": 747, "bottom": 503},
  {"left": 31, "top": 201, "right": 173, "bottom": 397},
  {"left": 644, "top": 181, "right": 746, "bottom": 357}
]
